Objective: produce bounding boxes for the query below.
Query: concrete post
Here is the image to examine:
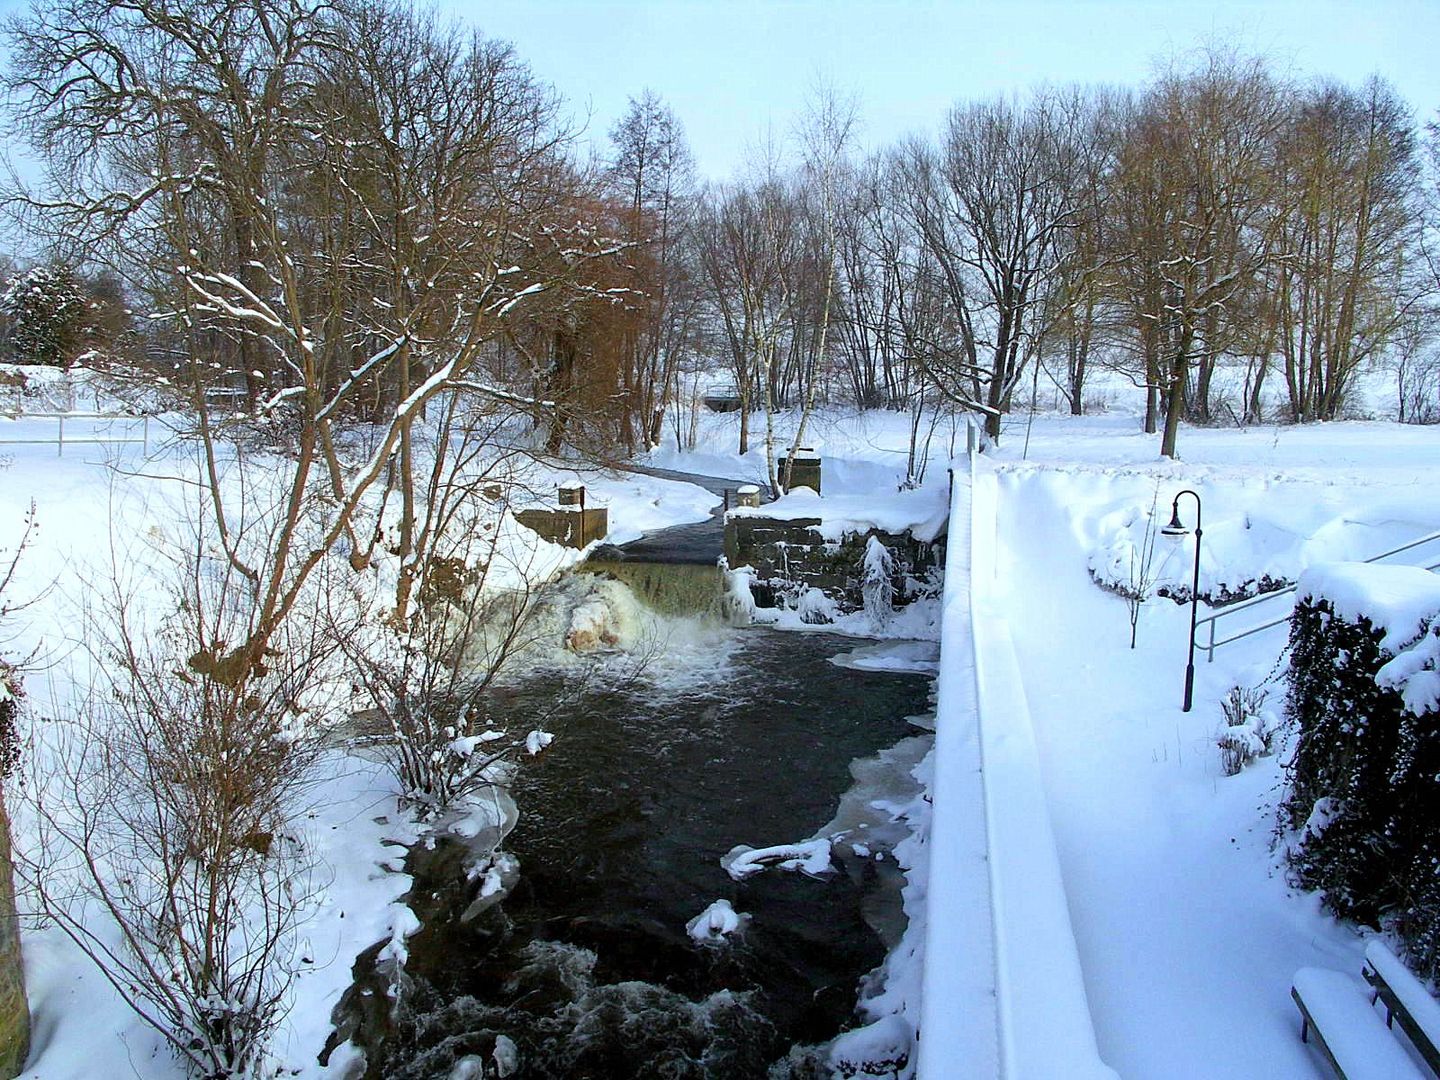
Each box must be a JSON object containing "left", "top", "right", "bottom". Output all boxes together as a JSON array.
[
  {"left": 735, "top": 484, "right": 761, "bottom": 508},
  {"left": 777, "top": 449, "right": 821, "bottom": 493}
]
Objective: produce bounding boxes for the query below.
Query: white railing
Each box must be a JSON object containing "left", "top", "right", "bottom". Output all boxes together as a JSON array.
[
  {"left": 0, "top": 411, "right": 152, "bottom": 456},
  {"left": 1195, "top": 529, "right": 1440, "bottom": 662}
]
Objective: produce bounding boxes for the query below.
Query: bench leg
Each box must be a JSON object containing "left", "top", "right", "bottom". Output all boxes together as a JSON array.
[{"left": 1301, "top": 1016, "right": 1309, "bottom": 1044}]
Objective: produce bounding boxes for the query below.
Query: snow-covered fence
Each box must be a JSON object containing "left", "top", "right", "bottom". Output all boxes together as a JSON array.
[
  {"left": 0, "top": 411, "right": 151, "bottom": 456},
  {"left": 919, "top": 452, "right": 1115, "bottom": 1079}
]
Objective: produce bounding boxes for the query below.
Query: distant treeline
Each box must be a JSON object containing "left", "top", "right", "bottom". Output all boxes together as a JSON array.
[{"left": 2, "top": 2, "right": 1437, "bottom": 459}]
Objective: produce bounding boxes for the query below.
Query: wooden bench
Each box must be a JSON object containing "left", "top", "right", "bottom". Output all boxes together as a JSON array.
[
  {"left": 1363, "top": 940, "right": 1440, "bottom": 1075},
  {"left": 1292, "top": 966, "right": 1425, "bottom": 1079}
]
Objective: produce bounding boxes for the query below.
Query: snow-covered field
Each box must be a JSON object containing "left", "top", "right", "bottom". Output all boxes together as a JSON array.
[{"left": 4, "top": 378, "right": 1439, "bottom": 1077}]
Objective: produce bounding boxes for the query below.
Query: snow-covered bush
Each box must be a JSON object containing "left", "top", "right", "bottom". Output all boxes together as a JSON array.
[
  {"left": 1216, "top": 685, "right": 1275, "bottom": 775},
  {"left": 0, "top": 266, "right": 89, "bottom": 367},
  {"left": 0, "top": 663, "right": 20, "bottom": 784},
  {"left": 861, "top": 535, "right": 896, "bottom": 629},
  {"left": 1281, "top": 564, "right": 1440, "bottom": 977}
]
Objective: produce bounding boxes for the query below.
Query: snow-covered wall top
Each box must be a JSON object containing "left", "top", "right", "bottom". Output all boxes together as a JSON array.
[
  {"left": 1297, "top": 562, "right": 1440, "bottom": 717},
  {"left": 920, "top": 456, "right": 1116, "bottom": 1080},
  {"left": 728, "top": 484, "right": 950, "bottom": 544}
]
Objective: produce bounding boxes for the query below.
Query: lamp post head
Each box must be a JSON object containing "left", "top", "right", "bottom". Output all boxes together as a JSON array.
[{"left": 1160, "top": 504, "right": 1189, "bottom": 537}]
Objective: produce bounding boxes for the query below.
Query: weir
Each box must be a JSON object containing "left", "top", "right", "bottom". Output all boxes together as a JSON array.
[
  {"left": 573, "top": 464, "right": 754, "bottom": 617},
  {"left": 575, "top": 558, "right": 726, "bottom": 618}
]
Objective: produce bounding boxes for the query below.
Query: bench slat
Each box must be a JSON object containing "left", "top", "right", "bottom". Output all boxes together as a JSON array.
[
  {"left": 1293, "top": 967, "right": 1426, "bottom": 1080},
  {"left": 1363, "top": 941, "right": 1440, "bottom": 1075}
]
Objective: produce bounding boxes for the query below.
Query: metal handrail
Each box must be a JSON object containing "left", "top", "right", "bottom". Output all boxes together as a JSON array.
[
  {"left": 1195, "top": 529, "right": 1440, "bottom": 662},
  {"left": 0, "top": 411, "right": 151, "bottom": 456}
]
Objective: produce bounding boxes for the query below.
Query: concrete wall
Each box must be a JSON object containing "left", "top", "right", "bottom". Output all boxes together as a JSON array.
[
  {"left": 723, "top": 514, "right": 943, "bottom": 612},
  {"left": 513, "top": 507, "right": 608, "bottom": 549}
]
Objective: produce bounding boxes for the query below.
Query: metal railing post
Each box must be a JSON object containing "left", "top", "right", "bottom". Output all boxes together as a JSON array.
[{"left": 56, "top": 414, "right": 64, "bottom": 457}]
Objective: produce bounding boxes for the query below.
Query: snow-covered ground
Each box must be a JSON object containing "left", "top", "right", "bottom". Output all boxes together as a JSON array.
[
  {"left": 0, "top": 409, "right": 727, "bottom": 1079},
  {"left": 987, "top": 413, "right": 1440, "bottom": 1078}
]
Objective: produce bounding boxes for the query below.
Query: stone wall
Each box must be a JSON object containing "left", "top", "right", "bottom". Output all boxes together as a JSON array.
[
  {"left": 724, "top": 514, "right": 943, "bottom": 613},
  {"left": 513, "top": 507, "right": 609, "bottom": 549}
]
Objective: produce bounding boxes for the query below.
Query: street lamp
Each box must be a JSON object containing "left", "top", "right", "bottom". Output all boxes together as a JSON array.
[{"left": 1160, "top": 489, "right": 1203, "bottom": 713}]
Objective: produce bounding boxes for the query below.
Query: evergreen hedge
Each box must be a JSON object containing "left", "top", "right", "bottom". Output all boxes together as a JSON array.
[{"left": 1282, "top": 589, "right": 1440, "bottom": 978}]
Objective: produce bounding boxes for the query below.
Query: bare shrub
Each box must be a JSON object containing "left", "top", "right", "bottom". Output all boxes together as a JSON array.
[
  {"left": 1218, "top": 684, "right": 1274, "bottom": 776},
  {"left": 15, "top": 539, "right": 334, "bottom": 1077},
  {"left": 1117, "top": 486, "right": 1162, "bottom": 649}
]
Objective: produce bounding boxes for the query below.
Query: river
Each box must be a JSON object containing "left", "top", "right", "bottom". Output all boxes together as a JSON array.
[{"left": 337, "top": 615, "right": 933, "bottom": 1079}]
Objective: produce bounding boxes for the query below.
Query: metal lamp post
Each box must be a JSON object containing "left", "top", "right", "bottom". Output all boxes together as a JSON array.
[{"left": 1160, "top": 489, "right": 1203, "bottom": 712}]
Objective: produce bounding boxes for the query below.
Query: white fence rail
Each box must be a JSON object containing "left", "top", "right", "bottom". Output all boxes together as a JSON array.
[{"left": 0, "top": 411, "right": 152, "bottom": 456}]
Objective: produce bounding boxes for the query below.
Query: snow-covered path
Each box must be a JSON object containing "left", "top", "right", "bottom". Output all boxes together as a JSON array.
[{"left": 995, "top": 468, "right": 1359, "bottom": 1079}]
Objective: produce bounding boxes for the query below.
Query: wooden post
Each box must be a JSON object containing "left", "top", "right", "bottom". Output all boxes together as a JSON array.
[{"left": 0, "top": 793, "right": 28, "bottom": 1077}]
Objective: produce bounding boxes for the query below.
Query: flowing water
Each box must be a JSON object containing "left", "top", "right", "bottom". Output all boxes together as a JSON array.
[{"left": 333, "top": 603, "right": 933, "bottom": 1079}]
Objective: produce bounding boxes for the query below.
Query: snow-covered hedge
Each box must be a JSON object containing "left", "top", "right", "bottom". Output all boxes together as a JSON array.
[{"left": 1282, "top": 563, "right": 1440, "bottom": 977}]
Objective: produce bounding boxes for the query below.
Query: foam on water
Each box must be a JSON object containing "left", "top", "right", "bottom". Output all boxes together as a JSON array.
[{"left": 499, "top": 573, "right": 744, "bottom": 698}]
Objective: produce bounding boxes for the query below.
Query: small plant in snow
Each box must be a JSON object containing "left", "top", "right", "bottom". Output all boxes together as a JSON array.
[
  {"left": 1121, "top": 486, "right": 1163, "bottom": 648},
  {"left": 0, "top": 499, "right": 40, "bottom": 783},
  {"left": 861, "top": 535, "right": 896, "bottom": 629},
  {"left": 1217, "top": 685, "right": 1275, "bottom": 775}
]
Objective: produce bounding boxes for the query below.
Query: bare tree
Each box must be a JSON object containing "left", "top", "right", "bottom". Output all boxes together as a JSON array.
[
  {"left": 780, "top": 80, "right": 859, "bottom": 489},
  {"left": 1273, "top": 77, "right": 1422, "bottom": 421},
  {"left": 4, "top": 0, "right": 610, "bottom": 682},
  {"left": 607, "top": 90, "right": 698, "bottom": 451},
  {"left": 1120, "top": 51, "right": 1288, "bottom": 457}
]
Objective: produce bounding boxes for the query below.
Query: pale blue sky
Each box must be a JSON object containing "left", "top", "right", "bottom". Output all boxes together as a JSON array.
[
  {"left": 0, "top": 0, "right": 1436, "bottom": 185},
  {"left": 448, "top": 0, "right": 1440, "bottom": 178}
]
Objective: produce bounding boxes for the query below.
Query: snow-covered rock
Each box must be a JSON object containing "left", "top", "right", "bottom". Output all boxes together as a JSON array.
[
  {"left": 721, "top": 838, "right": 833, "bottom": 880},
  {"left": 685, "top": 898, "right": 750, "bottom": 945}
]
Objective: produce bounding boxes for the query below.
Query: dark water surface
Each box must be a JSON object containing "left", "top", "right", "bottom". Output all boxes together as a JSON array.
[{"left": 366, "top": 628, "right": 929, "bottom": 1079}]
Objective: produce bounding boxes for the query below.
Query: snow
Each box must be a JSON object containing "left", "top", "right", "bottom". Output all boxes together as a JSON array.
[
  {"left": 728, "top": 482, "right": 950, "bottom": 544},
  {"left": 920, "top": 457, "right": 1114, "bottom": 1080},
  {"left": 1365, "top": 940, "right": 1440, "bottom": 1046},
  {"left": 1290, "top": 967, "right": 1426, "bottom": 1079},
  {"left": 0, "top": 397, "right": 741, "bottom": 1080},
  {"left": 1379, "top": 628, "right": 1440, "bottom": 717},
  {"left": 827, "top": 640, "right": 939, "bottom": 675},
  {"left": 12, "top": 374, "right": 1440, "bottom": 1079},
  {"left": 979, "top": 414, "right": 1440, "bottom": 1079},
  {"left": 1297, "top": 562, "right": 1440, "bottom": 716},
  {"left": 1297, "top": 562, "right": 1440, "bottom": 652},
  {"left": 685, "top": 898, "right": 750, "bottom": 944},
  {"left": 720, "top": 838, "right": 834, "bottom": 880}
]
